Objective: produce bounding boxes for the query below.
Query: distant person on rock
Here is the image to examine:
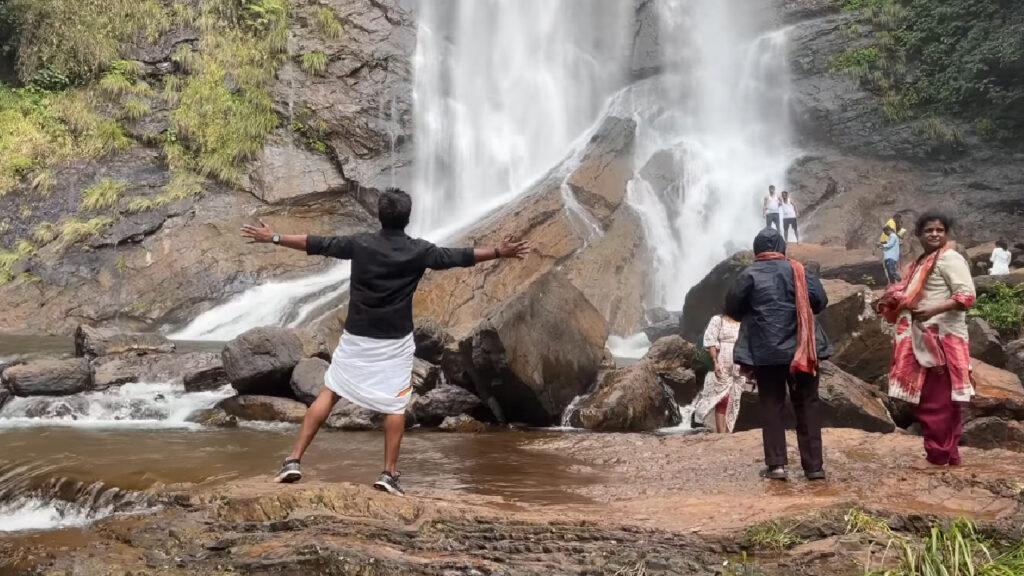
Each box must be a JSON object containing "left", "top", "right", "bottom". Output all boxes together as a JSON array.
[
  {"left": 878, "top": 213, "right": 907, "bottom": 245},
  {"left": 877, "top": 212, "right": 976, "bottom": 467},
  {"left": 780, "top": 190, "right": 799, "bottom": 243},
  {"left": 241, "top": 188, "right": 532, "bottom": 495},
  {"left": 881, "top": 225, "right": 902, "bottom": 285},
  {"left": 763, "top": 185, "right": 781, "bottom": 231},
  {"left": 692, "top": 313, "right": 751, "bottom": 433},
  {"left": 725, "top": 227, "right": 832, "bottom": 481},
  {"left": 989, "top": 240, "right": 1012, "bottom": 276}
]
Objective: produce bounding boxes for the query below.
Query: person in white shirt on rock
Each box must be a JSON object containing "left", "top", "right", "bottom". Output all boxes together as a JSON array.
[
  {"left": 763, "top": 185, "right": 781, "bottom": 230},
  {"left": 780, "top": 190, "right": 799, "bottom": 243},
  {"left": 990, "top": 240, "right": 1012, "bottom": 276}
]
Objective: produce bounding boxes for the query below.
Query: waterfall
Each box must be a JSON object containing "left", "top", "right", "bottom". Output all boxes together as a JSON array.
[
  {"left": 626, "top": 0, "right": 795, "bottom": 311},
  {"left": 171, "top": 0, "right": 630, "bottom": 341}
]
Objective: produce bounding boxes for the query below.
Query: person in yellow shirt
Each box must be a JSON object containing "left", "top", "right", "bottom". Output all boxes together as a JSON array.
[{"left": 879, "top": 213, "right": 907, "bottom": 244}]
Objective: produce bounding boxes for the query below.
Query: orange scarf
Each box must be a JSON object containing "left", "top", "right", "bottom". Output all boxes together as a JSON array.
[{"left": 755, "top": 252, "right": 818, "bottom": 376}]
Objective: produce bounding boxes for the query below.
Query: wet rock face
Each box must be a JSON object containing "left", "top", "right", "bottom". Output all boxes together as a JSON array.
[
  {"left": 289, "top": 357, "right": 329, "bottom": 405},
  {"left": 455, "top": 270, "right": 609, "bottom": 426},
  {"left": 186, "top": 407, "right": 238, "bottom": 428},
  {"left": 643, "top": 335, "right": 701, "bottom": 404},
  {"left": 1, "top": 358, "right": 92, "bottom": 396},
  {"left": 222, "top": 327, "right": 304, "bottom": 396},
  {"left": 74, "top": 325, "right": 175, "bottom": 358},
  {"left": 248, "top": 140, "right": 346, "bottom": 205},
  {"left": 1008, "top": 339, "right": 1024, "bottom": 383},
  {"left": 0, "top": 389, "right": 9, "bottom": 411},
  {"left": 570, "top": 362, "right": 682, "bottom": 432},
  {"left": 217, "top": 395, "right": 308, "bottom": 423}
]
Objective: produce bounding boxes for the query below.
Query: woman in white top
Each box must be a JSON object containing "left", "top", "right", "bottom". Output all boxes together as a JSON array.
[
  {"left": 780, "top": 190, "right": 799, "bottom": 243},
  {"left": 763, "top": 185, "right": 781, "bottom": 230},
  {"left": 692, "top": 314, "right": 752, "bottom": 433},
  {"left": 990, "top": 240, "right": 1012, "bottom": 275}
]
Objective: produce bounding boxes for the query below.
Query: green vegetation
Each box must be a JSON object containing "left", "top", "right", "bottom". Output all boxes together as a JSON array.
[
  {"left": 745, "top": 520, "right": 805, "bottom": 552},
  {"left": 126, "top": 171, "right": 205, "bottom": 213},
  {"left": 315, "top": 6, "right": 343, "bottom": 40},
  {"left": 58, "top": 216, "right": 113, "bottom": 247},
  {"left": 0, "top": 240, "right": 36, "bottom": 283},
  {"left": 301, "top": 50, "right": 328, "bottom": 76},
  {"left": 866, "top": 518, "right": 1024, "bottom": 576},
  {"left": 970, "top": 283, "right": 1024, "bottom": 338},
  {"left": 31, "top": 222, "right": 57, "bottom": 245},
  {"left": 844, "top": 508, "right": 893, "bottom": 537},
  {"left": 80, "top": 178, "right": 126, "bottom": 211},
  {"left": 291, "top": 108, "right": 330, "bottom": 154},
  {"left": 836, "top": 0, "right": 1024, "bottom": 138},
  {"left": 5, "top": 0, "right": 169, "bottom": 86}
]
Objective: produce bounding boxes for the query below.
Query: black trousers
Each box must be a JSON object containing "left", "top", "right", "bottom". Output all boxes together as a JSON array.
[
  {"left": 753, "top": 365, "right": 823, "bottom": 472},
  {"left": 783, "top": 217, "right": 799, "bottom": 242}
]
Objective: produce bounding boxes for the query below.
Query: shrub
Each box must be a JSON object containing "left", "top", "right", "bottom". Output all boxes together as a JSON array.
[
  {"left": 31, "top": 222, "right": 57, "bottom": 244},
  {"left": 59, "top": 216, "right": 113, "bottom": 247},
  {"left": 745, "top": 521, "right": 805, "bottom": 552},
  {"left": 970, "top": 283, "right": 1024, "bottom": 338},
  {"left": 301, "top": 50, "right": 328, "bottom": 76},
  {"left": 122, "top": 97, "right": 151, "bottom": 122},
  {"left": 80, "top": 178, "right": 127, "bottom": 211},
  {"left": 0, "top": 239, "right": 36, "bottom": 284}
]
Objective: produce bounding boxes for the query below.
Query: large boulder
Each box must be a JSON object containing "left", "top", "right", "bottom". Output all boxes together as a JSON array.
[
  {"left": 974, "top": 271, "right": 1024, "bottom": 296},
  {"left": 0, "top": 388, "right": 10, "bottom": 411},
  {"left": 74, "top": 325, "right": 175, "bottom": 358},
  {"left": 410, "top": 384, "right": 483, "bottom": 427},
  {"left": 568, "top": 362, "right": 681, "bottom": 432},
  {"left": 680, "top": 251, "right": 752, "bottom": 343},
  {"left": 289, "top": 358, "right": 329, "bottom": 405},
  {"left": 325, "top": 398, "right": 383, "bottom": 431},
  {"left": 217, "top": 395, "right": 308, "bottom": 423},
  {"left": 788, "top": 244, "right": 887, "bottom": 287},
  {"left": 642, "top": 310, "right": 683, "bottom": 343},
  {"left": 734, "top": 361, "right": 895, "bottom": 433},
  {"left": 818, "top": 280, "right": 871, "bottom": 346},
  {"left": 962, "top": 417, "right": 1024, "bottom": 453},
  {"left": 829, "top": 313, "right": 893, "bottom": 384},
  {"left": 414, "top": 114, "right": 647, "bottom": 338},
  {"left": 413, "top": 318, "right": 452, "bottom": 365},
  {"left": 453, "top": 270, "right": 609, "bottom": 426},
  {"left": 964, "top": 360, "right": 1024, "bottom": 422},
  {"left": 92, "top": 352, "right": 223, "bottom": 389},
  {"left": 1, "top": 358, "right": 92, "bottom": 396},
  {"left": 642, "top": 335, "right": 700, "bottom": 404},
  {"left": 222, "top": 327, "right": 304, "bottom": 396},
  {"left": 1008, "top": 339, "right": 1024, "bottom": 383},
  {"left": 968, "top": 317, "right": 1008, "bottom": 368},
  {"left": 411, "top": 358, "right": 441, "bottom": 394}
]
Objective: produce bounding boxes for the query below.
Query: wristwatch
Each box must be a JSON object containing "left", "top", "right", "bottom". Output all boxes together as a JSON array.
[{"left": 271, "top": 234, "right": 281, "bottom": 245}]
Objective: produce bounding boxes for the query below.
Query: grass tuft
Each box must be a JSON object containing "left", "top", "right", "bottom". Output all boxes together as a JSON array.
[
  {"left": 866, "top": 518, "right": 1024, "bottom": 576},
  {"left": 0, "top": 240, "right": 37, "bottom": 284},
  {"left": 315, "top": 6, "right": 343, "bottom": 40},
  {"left": 31, "top": 222, "right": 57, "bottom": 245},
  {"left": 301, "top": 50, "right": 328, "bottom": 76},
  {"left": 59, "top": 216, "right": 113, "bottom": 247},
  {"left": 122, "top": 97, "right": 151, "bottom": 122},
  {"left": 80, "top": 178, "right": 127, "bottom": 211},
  {"left": 844, "top": 508, "right": 893, "bottom": 537},
  {"left": 745, "top": 521, "right": 805, "bottom": 552}
]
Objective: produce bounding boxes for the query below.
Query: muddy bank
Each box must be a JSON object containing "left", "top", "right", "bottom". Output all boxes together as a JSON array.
[{"left": 5, "top": 428, "right": 1023, "bottom": 575}]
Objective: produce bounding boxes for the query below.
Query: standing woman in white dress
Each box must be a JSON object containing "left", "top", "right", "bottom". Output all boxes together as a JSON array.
[
  {"left": 990, "top": 240, "right": 1012, "bottom": 276},
  {"left": 692, "top": 314, "right": 750, "bottom": 433}
]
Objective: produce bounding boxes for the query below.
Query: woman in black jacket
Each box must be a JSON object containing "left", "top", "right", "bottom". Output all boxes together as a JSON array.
[{"left": 725, "top": 227, "right": 833, "bottom": 481}]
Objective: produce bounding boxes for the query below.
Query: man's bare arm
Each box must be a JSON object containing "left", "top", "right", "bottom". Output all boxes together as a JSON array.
[{"left": 473, "top": 239, "right": 533, "bottom": 263}]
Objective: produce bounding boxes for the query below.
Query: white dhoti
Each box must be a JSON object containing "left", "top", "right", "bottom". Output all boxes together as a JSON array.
[{"left": 324, "top": 331, "right": 415, "bottom": 415}]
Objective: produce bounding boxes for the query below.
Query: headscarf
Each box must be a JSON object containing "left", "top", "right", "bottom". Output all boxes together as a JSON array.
[{"left": 752, "top": 227, "right": 818, "bottom": 376}]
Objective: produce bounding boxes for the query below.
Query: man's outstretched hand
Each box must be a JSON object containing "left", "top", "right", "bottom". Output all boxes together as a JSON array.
[
  {"left": 497, "top": 237, "right": 533, "bottom": 259},
  {"left": 241, "top": 219, "right": 274, "bottom": 243}
]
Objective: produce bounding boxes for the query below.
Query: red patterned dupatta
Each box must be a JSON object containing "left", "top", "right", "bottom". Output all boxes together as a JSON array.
[
  {"left": 877, "top": 247, "right": 976, "bottom": 404},
  {"left": 754, "top": 252, "right": 818, "bottom": 376}
]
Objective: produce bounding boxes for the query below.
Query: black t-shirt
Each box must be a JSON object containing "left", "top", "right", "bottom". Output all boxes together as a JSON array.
[{"left": 306, "top": 229, "right": 475, "bottom": 339}]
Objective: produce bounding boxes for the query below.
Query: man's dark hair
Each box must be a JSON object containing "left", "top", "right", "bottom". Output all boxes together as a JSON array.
[
  {"left": 914, "top": 210, "right": 954, "bottom": 236},
  {"left": 997, "top": 239, "right": 1009, "bottom": 250},
  {"left": 378, "top": 187, "right": 412, "bottom": 230},
  {"left": 883, "top": 225, "right": 894, "bottom": 234},
  {"left": 769, "top": 185, "right": 776, "bottom": 192}
]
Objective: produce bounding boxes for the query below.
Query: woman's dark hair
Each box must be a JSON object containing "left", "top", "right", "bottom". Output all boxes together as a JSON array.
[
  {"left": 378, "top": 187, "right": 412, "bottom": 230},
  {"left": 914, "top": 211, "right": 954, "bottom": 236},
  {"left": 997, "top": 239, "right": 1008, "bottom": 250}
]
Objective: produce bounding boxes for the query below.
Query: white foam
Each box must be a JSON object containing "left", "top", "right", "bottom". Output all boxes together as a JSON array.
[
  {"left": 0, "top": 497, "right": 102, "bottom": 532},
  {"left": 606, "top": 333, "right": 652, "bottom": 360}
]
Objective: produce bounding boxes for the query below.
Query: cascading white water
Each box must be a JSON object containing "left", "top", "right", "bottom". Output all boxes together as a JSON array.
[
  {"left": 0, "top": 382, "right": 233, "bottom": 429},
  {"left": 172, "top": 1, "right": 630, "bottom": 341},
  {"left": 625, "top": 0, "right": 795, "bottom": 312}
]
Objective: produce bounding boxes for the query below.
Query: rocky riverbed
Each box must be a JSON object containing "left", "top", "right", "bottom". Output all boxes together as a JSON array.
[{"left": 3, "top": 428, "right": 1023, "bottom": 576}]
